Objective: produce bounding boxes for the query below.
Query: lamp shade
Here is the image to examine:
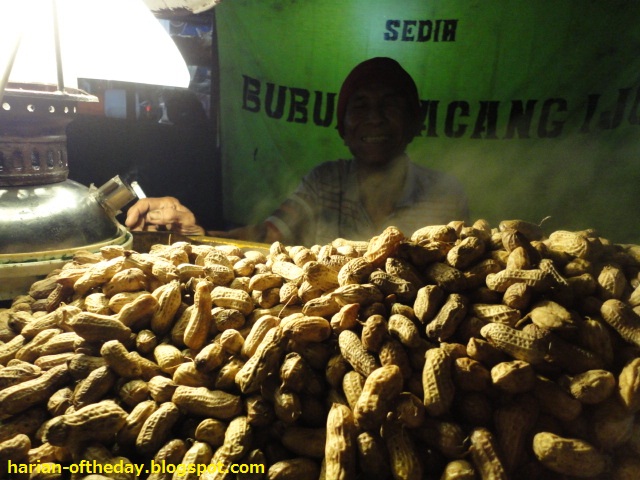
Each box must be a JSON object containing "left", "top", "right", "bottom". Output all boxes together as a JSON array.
[{"left": 0, "top": 0, "right": 191, "bottom": 95}]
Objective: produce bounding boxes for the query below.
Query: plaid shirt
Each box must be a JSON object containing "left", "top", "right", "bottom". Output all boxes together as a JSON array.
[{"left": 266, "top": 157, "right": 469, "bottom": 246}]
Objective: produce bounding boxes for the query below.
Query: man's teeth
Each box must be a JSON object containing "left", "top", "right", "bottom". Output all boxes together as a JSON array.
[{"left": 362, "top": 135, "right": 389, "bottom": 143}]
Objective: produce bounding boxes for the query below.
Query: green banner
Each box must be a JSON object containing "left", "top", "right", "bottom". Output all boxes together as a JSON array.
[{"left": 215, "top": 0, "right": 640, "bottom": 243}]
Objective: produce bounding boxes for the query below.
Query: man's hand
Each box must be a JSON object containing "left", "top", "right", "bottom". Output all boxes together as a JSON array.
[{"left": 125, "top": 197, "right": 205, "bottom": 235}]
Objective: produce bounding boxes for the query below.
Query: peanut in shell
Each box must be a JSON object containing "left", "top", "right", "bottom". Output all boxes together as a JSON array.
[
  {"left": 330, "top": 303, "right": 360, "bottom": 334},
  {"left": 354, "top": 364, "right": 403, "bottom": 431},
  {"left": 356, "top": 431, "right": 391, "bottom": 480},
  {"left": 490, "top": 360, "right": 536, "bottom": 394},
  {"left": 480, "top": 322, "right": 547, "bottom": 365},
  {"left": 361, "top": 314, "right": 388, "bottom": 353},
  {"left": 441, "top": 459, "right": 476, "bottom": 480},
  {"left": 601, "top": 299, "right": 640, "bottom": 348},
  {"left": 545, "top": 230, "right": 593, "bottom": 259},
  {"left": 618, "top": 357, "right": 640, "bottom": 412},
  {"left": 597, "top": 263, "right": 627, "bottom": 300},
  {"left": 388, "top": 313, "right": 422, "bottom": 348},
  {"left": 136, "top": 401, "right": 181, "bottom": 458},
  {"left": 0, "top": 433, "right": 30, "bottom": 474},
  {"left": 338, "top": 329, "right": 379, "bottom": 377},
  {"left": 267, "top": 458, "right": 320, "bottom": 480},
  {"left": 411, "top": 224, "right": 458, "bottom": 244},
  {"left": 150, "top": 280, "right": 182, "bottom": 335},
  {"left": 381, "top": 418, "right": 423, "bottom": 480},
  {"left": 426, "top": 293, "right": 468, "bottom": 341},
  {"left": 325, "top": 402, "right": 357, "bottom": 480},
  {"left": 116, "top": 399, "right": 158, "bottom": 448},
  {"left": 235, "top": 326, "right": 286, "bottom": 394},
  {"left": 532, "top": 431, "right": 606, "bottom": 477},
  {"left": 447, "top": 235, "right": 486, "bottom": 269},
  {"left": 281, "top": 315, "right": 331, "bottom": 343},
  {"left": 0, "top": 363, "right": 70, "bottom": 416},
  {"left": 363, "top": 226, "right": 404, "bottom": 267},
  {"left": 337, "top": 257, "right": 374, "bottom": 287},
  {"left": 66, "top": 311, "right": 132, "bottom": 343},
  {"left": 529, "top": 299, "right": 576, "bottom": 332},
  {"left": 44, "top": 399, "right": 128, "bottom": 447},
  {"left": 468, "top": 427, "right": 508, "bottom": 480},
  {"left": 379, "top": 337, "right": 413, "bottom": 381},
  {"left": 183, "top": 280, "right": 213, "bottom": 350},
  {"left": 422, "top": 346, "right": 455, "bottom": 417},
  {"left": 194, "top": 418, "right": 226, "bottom": 448},
  {"left": 559, "top": 369, "right": 616, "bottom": 405}
]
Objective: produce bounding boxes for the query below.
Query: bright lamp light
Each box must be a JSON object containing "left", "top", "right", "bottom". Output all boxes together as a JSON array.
[{"left": 0, "top": 0, "right": 191, "bottom": 102}]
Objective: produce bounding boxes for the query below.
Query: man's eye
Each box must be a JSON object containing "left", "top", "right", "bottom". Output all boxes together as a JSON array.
[
  {"left": 350, "top": 101, "right": 368, "bottom": 109},
  {"left": 385, "top": 98, "right": 405, "bottom": 109}
]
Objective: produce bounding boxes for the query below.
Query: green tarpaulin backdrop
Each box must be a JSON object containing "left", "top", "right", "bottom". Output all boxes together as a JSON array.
[{"left": 213, "top": 0, "right": 640, "bottom": 243}]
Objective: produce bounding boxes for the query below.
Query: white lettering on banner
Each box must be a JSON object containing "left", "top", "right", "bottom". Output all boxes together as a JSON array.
[
  {"left": 241, "top": 75, "right": 640, "bottom": 139},
  {"left": 384, "top": 19, "right": 459, "bottom": 42}
]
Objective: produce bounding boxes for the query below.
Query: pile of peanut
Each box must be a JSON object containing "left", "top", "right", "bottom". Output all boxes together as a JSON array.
[{"left": 1, "top": 219, "right": 640, "bottom": 480}]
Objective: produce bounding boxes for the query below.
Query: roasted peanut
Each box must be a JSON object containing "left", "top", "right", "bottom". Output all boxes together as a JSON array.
[
  {"left": 468, "top": 427, "right": 508, "bottom": 480},
  {"left": 281, "top": 315, "right": 332, "bottom": 343},
  {"left": 361, "top": 314, "right": 388, "bottom": 353},
  {"left": 363, "top": 226, "right": 404, "bottom": 267},
  {"left": 472, "top": 303, "right": 520, "bottom": 327},
  {"left": 381, "top": 418, "right": 423, "bottom": 480},
  {"left": 532, "top": 431, "right": 606, "bottom": 477},
  {"left": 324, "top": 403, "right": 357, "bottom": 480},
  {"left": 480, "top": 322, "right": 547, "bottom": 365},
  {"left": 337, "top": 257, "right": 375, "bottom": 287},
  {"left": 44, "top": 399, "right": 128, "bottom": 447},
  {"left": 136, "top": 401, "right": 181, "bottom": 457},
  {"left": 117, "top": 399, "right": 158, "bottom": 447},
  {"left": 172, "top": 385, "right": 242, "bottom": 420},
  {"left": 618, "top": 357, "right": 640, "bottom": 412},
  {"left": 559, "top": 369, "right": 616, "bottom": 405},
  {"left": 100, "top": 340, "right": 142, "bottom": 379},
  {"left": 422, "top": 347, "right": 455, "bottom": 417},
  {"left": 601, "top": 299, "right": 640, "bottom": 348},
  {"left": 183, "top": 279, "right": 213, "bottom": 350},
  {"left": 0, "top": 363, "right": 70, "bottom": 416},
  {"left": 330, "top": 303, "right": 360, "bottom": 334},
  {"left": 235, "top": 326, "right": 286, "bottom": 394},
  {"left": 4, "top": 220, "right": 640, "bottom": 479},
  {"left": 72, "top": 365, "right": 117, "bottom": 408},
  {"left": 150, "top": 280, "right": 182, "bottom": 335},
  {"left": 426, "top": 293, "right": 468, "bottom": 341},
  {"left": 66, "top": 311, "right": 132, "bottom": 343},
  {"left": 0, "top": 433, "right": 30, "bottom": 476},
  {"left": 388, "top": 313, "right": 422, "bottom": 348},
  {"left": 490, "top": 360, "right": 536, "bottom": 394},
  {"left": 267, "top": 458, "right": 319, "bottom": 480},
  {"left": 356, "top": 431, "right": 391, "bottom": 480},
  {"left": 338, "top": 329, "right": 379, "bottom": 377},
  {"left": 354, "top": 365, "right": 403, "bottom": 431}
]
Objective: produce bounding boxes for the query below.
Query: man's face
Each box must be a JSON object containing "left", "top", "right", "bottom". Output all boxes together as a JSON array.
[{"left": 342, "top": 82, "right": 416, "bottom": 166}]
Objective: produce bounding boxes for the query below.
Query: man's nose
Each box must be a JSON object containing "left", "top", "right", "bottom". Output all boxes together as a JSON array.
[{"left": 367, "top": 103, "right": 386, "bottom": 122}]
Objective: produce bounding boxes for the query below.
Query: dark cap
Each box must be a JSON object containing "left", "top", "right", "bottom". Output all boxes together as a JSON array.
[{"left": 336, "top": 57, "right": 423, "bottom": 137}]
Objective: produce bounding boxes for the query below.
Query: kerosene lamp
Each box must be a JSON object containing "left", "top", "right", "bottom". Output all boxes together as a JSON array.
[{"left": 0, "top": 0, "right": 190, "bottom": 299}]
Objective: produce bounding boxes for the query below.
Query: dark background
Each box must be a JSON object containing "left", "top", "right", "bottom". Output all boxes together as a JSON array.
[
  {"left": 66, "top": 115, "right": 220, "bottom": 230},
  {"left": 66, "top": 11, "right": 222, "bottom": 230}
]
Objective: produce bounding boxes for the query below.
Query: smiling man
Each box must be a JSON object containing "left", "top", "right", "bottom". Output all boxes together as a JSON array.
[
  {"left": 126, "top": 57, "right": 469, "bottom": 245},
  {"left": 260, "top": 57, "right": 470, "bottom": 245}
]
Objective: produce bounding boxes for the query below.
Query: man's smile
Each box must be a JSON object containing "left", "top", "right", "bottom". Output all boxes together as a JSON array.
[{"left": 361, "top": 134, "right": 391, "bottom": 143}]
